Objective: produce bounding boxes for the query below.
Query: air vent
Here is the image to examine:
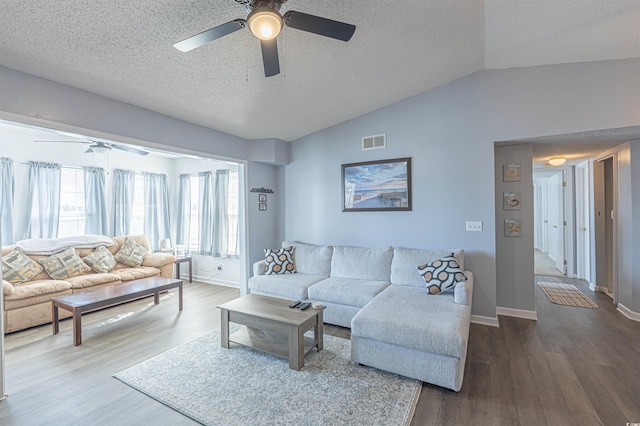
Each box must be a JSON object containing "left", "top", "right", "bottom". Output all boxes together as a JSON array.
[{"left": 362, "top": 134, "right": 386, "bottom": 151}]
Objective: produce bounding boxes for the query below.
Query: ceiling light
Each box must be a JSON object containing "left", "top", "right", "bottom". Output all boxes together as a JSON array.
[
  {"left": 548, "top": 156, "right": 566, "bottom": 166},
  {"left": 247, "top": 8, "right": 283, "bottom": 41}
]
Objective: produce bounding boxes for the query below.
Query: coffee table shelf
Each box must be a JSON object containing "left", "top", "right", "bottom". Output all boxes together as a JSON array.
[{"left": 229, "top": 327, "right": 318, "bottom": 359}]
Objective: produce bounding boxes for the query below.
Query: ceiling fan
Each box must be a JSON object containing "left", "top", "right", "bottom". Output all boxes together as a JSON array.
[
  {"left": 174, "top": 0, "right": 356, "bottom": 77},
  {"left": 35, "top": 139, "right": 149, "bottom": 156}
]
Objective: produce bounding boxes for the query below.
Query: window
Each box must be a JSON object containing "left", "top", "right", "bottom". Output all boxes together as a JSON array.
[
  {"left": 58, "top": 167, "right": 85, "bottom": 237},
  {"left": 188, "top": 175, "right": 199, "bottom": 253},
  {"left": 130, "top": 174, "right": 145, "bottom": 235},
  {"left": 185, "top": 169, "right": 239, "bottom": 256}
]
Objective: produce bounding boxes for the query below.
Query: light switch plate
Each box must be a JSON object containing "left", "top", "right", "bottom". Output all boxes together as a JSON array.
[{"left": 466, "top": 221, "right": 483, "bottom": 232}]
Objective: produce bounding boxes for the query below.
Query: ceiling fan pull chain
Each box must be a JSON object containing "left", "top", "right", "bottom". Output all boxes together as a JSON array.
[
  {"left": 282, "top": 29, "right": 286, "bottom": 78},
  {"left": 245, "top": 29, "right": 249, "bottom": 83}
]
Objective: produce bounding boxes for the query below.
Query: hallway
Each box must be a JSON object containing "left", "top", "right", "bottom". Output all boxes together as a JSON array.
[{"left": 534, "top": 248, "right": 565, "bottom": 277}]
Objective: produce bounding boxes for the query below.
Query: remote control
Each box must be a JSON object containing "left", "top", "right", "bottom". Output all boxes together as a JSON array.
[
  {"left": 298, "top": 302, "right": 311, "bottom": 310},
  {"left": 289, "top": 300, "right": 302, "bottom": 308}
]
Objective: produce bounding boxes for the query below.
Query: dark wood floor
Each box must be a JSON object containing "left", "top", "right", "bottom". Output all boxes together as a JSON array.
[{"left": 1, "top": 278, "right": 638, "bottom": 425}]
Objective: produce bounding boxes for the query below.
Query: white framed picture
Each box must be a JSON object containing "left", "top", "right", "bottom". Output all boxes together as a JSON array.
[{"left": 503, "top": 163, "right": 521, "bottom": 182}]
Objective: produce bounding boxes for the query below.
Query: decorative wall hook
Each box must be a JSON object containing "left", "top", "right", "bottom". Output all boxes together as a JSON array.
[{"left": 250, "top": 187, "right": 274, "bottom": 194}]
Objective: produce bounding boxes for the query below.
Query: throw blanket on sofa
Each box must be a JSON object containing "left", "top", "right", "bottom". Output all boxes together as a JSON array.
[{"left": 15, "top": 235, "right": 115, "bottom": 255}]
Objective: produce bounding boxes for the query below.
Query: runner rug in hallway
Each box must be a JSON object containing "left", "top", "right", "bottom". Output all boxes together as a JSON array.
[
  {"left": 114, "top": 330, "right": 420, "bottom": 426},
  {"left": 538, "top": 282, "right": 599, "bottom": 309}
]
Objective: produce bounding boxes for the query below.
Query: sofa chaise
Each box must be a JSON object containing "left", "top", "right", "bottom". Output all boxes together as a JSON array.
[
  {"left": 250, "top": 241, "right": 473, "bottom": 391},
  {"left": 2, "top": 235, "right": 176, "bottom": 333}
]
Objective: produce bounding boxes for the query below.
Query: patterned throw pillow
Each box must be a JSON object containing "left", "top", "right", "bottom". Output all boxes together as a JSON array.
[
  {"left": 264, "top": 247, "right": 296, "bottom": 275},
  {"left": 1, "top": 247, "right": 44, "bottom": 284},
  {"left": 114, "top": 236, "right": 148, "bottom": 267},
  {"left": 38, "top": 247, "right": 91, "bottom": 280},
  {"left": 83, "top": 245, "right": 117, "bottom": 273},
  {"left": 417, "top": 254, "right": 467, "bottom": 295}
]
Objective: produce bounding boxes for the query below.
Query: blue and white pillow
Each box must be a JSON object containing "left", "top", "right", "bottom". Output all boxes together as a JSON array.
[{"left": 417, "top": 254, "right": 467, "bottom": 295}]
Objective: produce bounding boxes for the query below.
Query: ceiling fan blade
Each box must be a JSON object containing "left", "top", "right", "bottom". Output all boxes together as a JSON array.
[
  {"left": 260, "top": 39, "right": 280, "bottom": 77},
  {"left": 34, "top": 140, "right": 89, "bottom": 144},
  {"left": 284, "top": 11, "right": 355, "bottom": 42},
  {"left": 174, "top": 19, "right": 246, "bottom": 52},
  {"left": 112, "top": 145, "right": 149, "bottom": 156}
]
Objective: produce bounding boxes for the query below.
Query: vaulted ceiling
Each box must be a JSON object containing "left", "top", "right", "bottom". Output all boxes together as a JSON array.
[{"left": 1, "top": 1, "right": 639, "bottom": 142}]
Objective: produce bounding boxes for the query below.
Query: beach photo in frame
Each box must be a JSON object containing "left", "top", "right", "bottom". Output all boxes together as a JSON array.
[
  {"left": 504, "top": 219, "right": 522, "bottom": 237},
  {"left": 503, "top": 192, "right": 521, "bottom": 210},
  {"left": 342, "top": 157, "right": 412, "bottom": 212},
  {"left": 503, "top": 163, "right": 521, "bottom": 182}
]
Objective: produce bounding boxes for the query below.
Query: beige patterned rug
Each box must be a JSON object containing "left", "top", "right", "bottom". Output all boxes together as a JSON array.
[
  {"left": 115, "top": 330, "right": 420, "bottom": 425},
  {"left": 538, "top": 282, "right": 599, "bottom": 309}
]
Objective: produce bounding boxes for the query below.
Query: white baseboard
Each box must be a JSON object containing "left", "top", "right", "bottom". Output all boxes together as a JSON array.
[
  {"left": 589, "top": 283, "right": 597, "bottom": 291},
  {"left": 617, "top": 303, "right": 640, "bottom": 322},
  {"left": 496, "top": 307, "right": 538, "bottom": 321},
  {"left": 471, "top": 315, "right": 500, "bottom": 327},
  {"left": 183, "top": 274, "right": 240, "bottom": 288}
]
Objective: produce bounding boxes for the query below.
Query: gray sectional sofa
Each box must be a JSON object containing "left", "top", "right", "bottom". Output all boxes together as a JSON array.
[{"left": 250, "top": 241, "right": 473, "bottom": 391}]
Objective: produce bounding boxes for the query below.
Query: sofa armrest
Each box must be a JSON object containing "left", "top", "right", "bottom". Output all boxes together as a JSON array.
[
  {"left": 454, "top": 272, "right": 473, "bottom": 307},
  {"left": 3, "top": 280, "right": 14, "bottom": 297},
  {"left": 253, "top": 260, "right": 266, "bottom": 277},
  {"left": 143, "top": 252, "right": 176, "bottom": 268}
]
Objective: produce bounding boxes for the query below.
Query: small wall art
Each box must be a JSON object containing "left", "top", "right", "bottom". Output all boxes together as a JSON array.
[
  {"left": 503, "top": 192, "right": 521, "bottom": 210},
  {"left": 258, "top": 194, "right": 267, "bottom": 202},
  {"left": 259, "top": 203, "right": 267, "bottom": 211},
  {"left": 504, "top": 219, "right": 522, "bottom": 237},
  {"left": 503, "top": 163, "right": 521, "bottom": 182}
]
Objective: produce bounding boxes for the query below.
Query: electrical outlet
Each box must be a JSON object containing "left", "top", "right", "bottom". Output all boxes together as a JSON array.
[
  {"left": 217, "top": 264, "right": 222, "bottom": 271},
  {"left": 466, "top": 221, "right": 483, "bottom": 232}
]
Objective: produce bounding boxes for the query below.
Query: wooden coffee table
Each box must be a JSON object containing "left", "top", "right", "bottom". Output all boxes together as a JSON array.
[
  {"left": 218, "top": 294, "right": 324, "bottom": 370},
  {"left": 51, "top": 276, "right": 183, "bottom": 346}
]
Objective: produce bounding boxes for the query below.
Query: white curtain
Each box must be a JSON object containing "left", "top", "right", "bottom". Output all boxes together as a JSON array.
[
  {"left": 112, "top": 169, "right": 135, "bottom": 237},
  {"left": 23, "top": 161, "right": 61, "bottom": 239},
  {"left": 83, "top": 166, "right": 108, "bottom": 235},
  {"left": 143, "top": 172, "right": 171, "bottom": 252},
  {"left": 212, "top": 169, "right": 229, "bottom": 257},
  {"left": 198, "top": 171, "right": 213, "bottom": 255},
  {"left": 176, "top": 174, "right": 191, "bottom": 247},
  {"left": 0, "top": 157, "right": 15, "bottom": 245}
]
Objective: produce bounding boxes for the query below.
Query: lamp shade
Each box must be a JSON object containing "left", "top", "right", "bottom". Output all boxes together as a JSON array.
[
  {"left": 248, "top": 8, "right": 283, "bottom": 40},
  {"left": 549, "top": 156, "right": 566, "bottom": 166}
]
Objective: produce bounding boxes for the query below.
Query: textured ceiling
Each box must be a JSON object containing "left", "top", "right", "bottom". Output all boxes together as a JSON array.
[{"left": 0, "top": 1, "right": 639, "bottom": 142}]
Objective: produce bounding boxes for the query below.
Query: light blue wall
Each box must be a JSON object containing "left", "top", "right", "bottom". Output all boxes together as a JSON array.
[
  {"left": 631, "top": 142, "right": 640, "bottom": 313},
  {"left": 285, "top": 59, "right": 640, "bottom": 319}
]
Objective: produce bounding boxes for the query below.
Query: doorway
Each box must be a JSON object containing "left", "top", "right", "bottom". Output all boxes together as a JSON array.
[
  {"left": 593, "top": 155, "right": 616, "bottom": 301},
  {"left": 533, "top": 170, "right": 567, "bottom": 277}
]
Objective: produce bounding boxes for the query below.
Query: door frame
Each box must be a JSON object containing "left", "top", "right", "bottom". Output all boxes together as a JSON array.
[{"left": 575, "top": 161, "right": 591, "bottom": 282}]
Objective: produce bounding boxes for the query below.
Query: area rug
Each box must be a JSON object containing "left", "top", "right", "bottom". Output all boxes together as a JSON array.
[
  {"left": 114, "top": 330, "right": 421, "bottom": 425},
  {"left": 538, "top": 282, "right": 599, "bottom": 309}
]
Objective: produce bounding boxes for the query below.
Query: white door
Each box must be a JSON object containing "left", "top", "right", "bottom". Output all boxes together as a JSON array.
[
  {"left": 575, "top": 162, "right": 590, "bottom": 281},
  {"left": 547, "top": 172, "right": 566, "bottom": 274}
]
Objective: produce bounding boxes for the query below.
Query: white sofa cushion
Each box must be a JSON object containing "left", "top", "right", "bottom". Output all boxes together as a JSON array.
[
  {"left": 330, "top": 245, "right": 393, "bottom": 281},
  {"left": 307, "top": 277, "right": 389, "bottom": 308},
  {"left": 390, "top": 247, "right": 464, "bottom": 287},
  {"left": 351, "top": 284, "right": 471, "bottom": 358},
  {"left": 282, "top": 241, "right": 332, "bottom": 276},
  {"left": 249, "top": 273, "right": 327, "bottom": 300}
]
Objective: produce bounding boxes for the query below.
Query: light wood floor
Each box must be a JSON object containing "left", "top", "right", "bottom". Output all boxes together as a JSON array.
[{"left": 1, "top": 279, "right": 638, "bottom": 425}]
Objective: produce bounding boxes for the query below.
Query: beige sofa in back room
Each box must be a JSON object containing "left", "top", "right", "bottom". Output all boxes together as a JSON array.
[{"left": 2, "top": 235, "right": 175, "bottom": 333}]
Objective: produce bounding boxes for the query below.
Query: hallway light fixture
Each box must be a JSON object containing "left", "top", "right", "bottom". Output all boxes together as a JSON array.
[{"left": 548, "top": 156, "right": 566, "bottom": 166}]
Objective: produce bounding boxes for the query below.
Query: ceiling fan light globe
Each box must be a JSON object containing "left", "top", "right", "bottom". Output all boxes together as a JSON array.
[
  {"left": 92, "top": 146, "right": 110, "bottom": 155},
  {"left": 248, "top": 9, "right": 282, "bottom": 41}
]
